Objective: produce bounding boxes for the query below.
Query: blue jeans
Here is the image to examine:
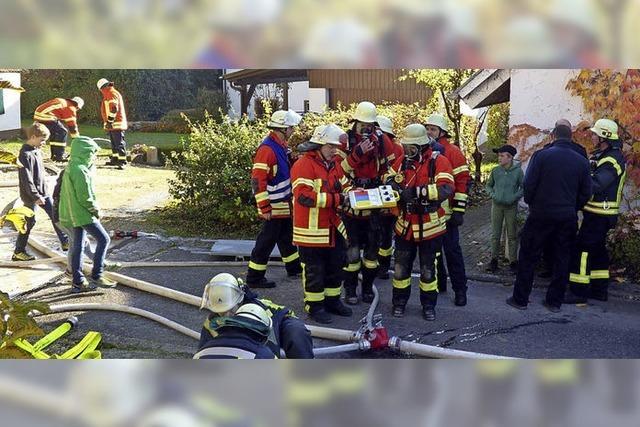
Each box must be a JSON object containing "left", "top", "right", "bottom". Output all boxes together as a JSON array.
[
  {"left": 71, "top": 221, "right": 110, "bottom": 284},
  {"left": 15, "top": 196, "right": 68, "bottom": 253}
]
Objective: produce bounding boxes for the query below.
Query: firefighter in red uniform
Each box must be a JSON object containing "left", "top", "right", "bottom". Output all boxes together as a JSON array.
[
  {"left": 291, "top": 124, "right": 353, "bottom": 324},
  {"left": 338, "top": 102, "right": 402, "bottom": 305},
  {"left": 97, "top": 78, "right": 128, "bottom": 169},
  {"left": 247, "top": 110, "right": 303, "bottom": 288},
  {"left": 425, "top": 113, "right": 472, "bottom": 306},
  {"left": 387, "top": 124, "right": 455, "bottom": 321},
  {"left": 375, "top": 115, "right": 403, "bottom": 280},
  {"left": 33, "top": 96, "right": 84, "bottom": 162}
]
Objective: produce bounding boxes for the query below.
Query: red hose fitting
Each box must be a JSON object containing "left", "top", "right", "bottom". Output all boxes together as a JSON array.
[{"left": 367, "top": 325, "right": 389, "bottom": 350}]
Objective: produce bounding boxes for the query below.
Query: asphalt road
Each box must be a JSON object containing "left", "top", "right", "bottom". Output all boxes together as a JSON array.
[{"left": 22, "top": 235, "right": 640, "bottom": 359}]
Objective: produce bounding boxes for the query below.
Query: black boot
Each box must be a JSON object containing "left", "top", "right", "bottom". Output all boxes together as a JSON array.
[
  {"left": 392, "top": 305, "right": 406, "bottom": 318},
  {"left": 325, "top": 298, "right": 353, "bottom": 317},
  {"left": 454, "top": 292, "right": 467, "bottom": 307},
  {"left": 286, "top": 263, "right": 303, "bottom": 277},
  {"left": 247, "top": 278, "right": 276, "bottom": 289},
  {"left": 422, "top": 306, "right": 436, "bottom": 321},
  {"left": 563, "top": 290, "right": 588, "bottom": 304},
  {"left": 589, "top": 287, "right": 608, "bottom": 302},
  {"left": 344, "top": 272, "right": 359, "bottom": 305},
  {"left": 486, "top": 258, "right": 499, "bottom": 273},
  {"left": 306, "top": 302, "right": 332, "bottom": 324},
  {"left": 361, "top": 268, "right": 377, "bottom": 304},
  {"left": 377, "top": 258, "right": 390, "bottom": 279},
  {"left": 509, "top": 261, "right": 518, "bottom": 274}
]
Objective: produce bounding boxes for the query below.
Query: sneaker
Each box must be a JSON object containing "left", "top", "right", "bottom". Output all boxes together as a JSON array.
[
  {"left": 247, "top": 278, "right": 276, "bottom": 289},
  {"left": 89, "top": 276, "right": 117, "bottom": 288},
  {"left": 72, "top": 279, "right": 97, "bottom": 293},
  {"left": 422, "top": 306, "right": 436, "bottom": 321},
  {"left": 486, "top": 258, "right": 499, "bottom": 273},
  {"left": 12, "top": 252, "right": 36, "bottom": 262},
  {"left": 506, "top": 296, "right": 527, "bottom": 310}
]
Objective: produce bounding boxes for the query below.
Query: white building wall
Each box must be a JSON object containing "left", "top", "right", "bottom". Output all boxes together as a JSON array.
[
  {"left": 0, "top": 72, "right": 22, "bottom": 132},
  {"left": 508, "top": 69, "right": 588, "bottom": 171},
  {"left": 509, "top": 69, "right": 585, "bottom": 132}
]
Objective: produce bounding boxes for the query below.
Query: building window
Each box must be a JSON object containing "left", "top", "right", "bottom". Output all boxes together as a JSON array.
[
  {"left": 0, "top": 90, "right": 4, "bottom": 115},
  {"left": 303, "top": 100, "right": 309, "bottom": 113}
]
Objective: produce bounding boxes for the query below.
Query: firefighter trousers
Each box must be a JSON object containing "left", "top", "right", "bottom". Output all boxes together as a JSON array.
[
  {"left": 377, "top": 214, "right": 396, "bottom": 274},
  {"left": 108, "top": 130, "right": 127, "bottom": 164},
  {"left": 568, "top": 212, "right": 616, "bottom": 299},
  {"left": 247, "top": 217, "right": 301, "bottom": 284},
  {"left": 436, "top": 222, "right": 468, "bottom": 294},
  {"left": 392, "top": 235, "right": 443, "bottom": 308},
  {"left": 39, "top": 120, "right": 68, "bottom": 160},
  {"left": 343, "top": 215, "right": 381, "bottom": 296},
  {"left": 513, "top": 216, "right": 577, "bottom": 307},
  {"left": 299, "top": 236, "right": 346, "bottom": 313}
]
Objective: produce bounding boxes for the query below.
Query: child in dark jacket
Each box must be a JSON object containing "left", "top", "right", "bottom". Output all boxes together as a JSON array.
[
  {"left": 485, "top": 145, "right": 523, "bottom": 273},
  {"left": 13, "top": 123, "right": 68, "bottom": 261}
]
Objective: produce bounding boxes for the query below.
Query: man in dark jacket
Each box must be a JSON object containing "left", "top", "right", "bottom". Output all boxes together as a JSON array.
[
  {"left": 507, "top": 121, "right": 592, "bottom": 312},
  {"left": 13, "top": 123, "right": 68, "bottom": 261},
  {"left": 539, "top": 119, "right": 588, "bottom": 277}
]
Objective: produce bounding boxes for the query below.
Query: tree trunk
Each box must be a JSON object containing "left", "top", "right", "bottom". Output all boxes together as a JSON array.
[{"left": 472, "top": 148, "right": 483, "bottom": 182}]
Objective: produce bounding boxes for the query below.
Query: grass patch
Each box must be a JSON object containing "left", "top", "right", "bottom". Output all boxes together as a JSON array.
[{"left": 5, "top": 120, "right": 187, "bottom": 155}]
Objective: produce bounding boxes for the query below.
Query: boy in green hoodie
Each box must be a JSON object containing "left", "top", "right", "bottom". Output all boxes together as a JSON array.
[
  {"left": 58, "top": 136, "right": 116, "bottom": 292},
  {"left": 485, "top": 145, "right": 523, "bottom": 273}
]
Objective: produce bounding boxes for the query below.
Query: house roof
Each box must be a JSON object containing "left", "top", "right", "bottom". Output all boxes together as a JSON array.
[
  {"left": 449, "top": 69, "right": 511, "bottom": 108},
  {"left": 223, "top": 69, "right": 308, "bottom": 85}
]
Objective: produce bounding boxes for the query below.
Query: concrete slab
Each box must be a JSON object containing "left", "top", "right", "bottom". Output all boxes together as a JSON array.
[
  {"left": 0, "top": 233, "right": 63, "bottom": 297},
  {"left": 210, "top": 239, "right": 281, "bottom": 259}
]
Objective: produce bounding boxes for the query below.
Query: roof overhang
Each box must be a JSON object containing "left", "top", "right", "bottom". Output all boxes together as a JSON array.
[
  {"left": 223, "top": 69, "right": 308, "bottom": 86},
  {"left": 449, "top": 69, "right": 511, "bottom": 109}
]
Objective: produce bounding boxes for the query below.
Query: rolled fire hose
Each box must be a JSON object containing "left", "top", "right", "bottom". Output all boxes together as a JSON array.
[{"left": 28, "top": 236, "right": 515, "bottom": 359}]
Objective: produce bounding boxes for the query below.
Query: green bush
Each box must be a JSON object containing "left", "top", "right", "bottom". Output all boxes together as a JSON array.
[
  {"left": 168, "top": 112, "right": 269, "bottom": 233},
  {"left": 608, "top": 209, "right": 640, "bottom": 280},
  {"left": 486, "top": 102, "right": 510, "bottom": 149}
]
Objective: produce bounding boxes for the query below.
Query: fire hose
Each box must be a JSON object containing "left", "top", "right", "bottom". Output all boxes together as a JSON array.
[{"left": 27, "top": 236, "right": 515, "bottom": 359}]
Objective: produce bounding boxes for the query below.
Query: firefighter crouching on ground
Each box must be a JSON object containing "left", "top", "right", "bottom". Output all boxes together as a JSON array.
[
  {"left": 97, "top": 78, "right": 128, "bottom": 168},
  {"left": 338, "top": 102, "right": 402, "bottom": 305},
  {"left": 425, "top": 113, "right": 471, "bottom": 306},
  {"left": 375, "top": 115, "right": 404, "bottom": 280},
  {"left": 199, "top": 273, "right": 314, "bottom": 358},
  {"left": 247, "top": 110, "right": 303, "bottom": 288},
  {"left": 387, "top": 124, "right": 455, "bottom": 321},
  {"left": 33, "top": 96, "right": 84, "bottom": 162},
  {"left": 565, "top": 119, "right": 626, "bottom": 304},
  {"left": 195, "top": 301, "right": 276, "bottom": 359},
  {"left": 291, "top": 124, "right": 354, "bottom": 324}
]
